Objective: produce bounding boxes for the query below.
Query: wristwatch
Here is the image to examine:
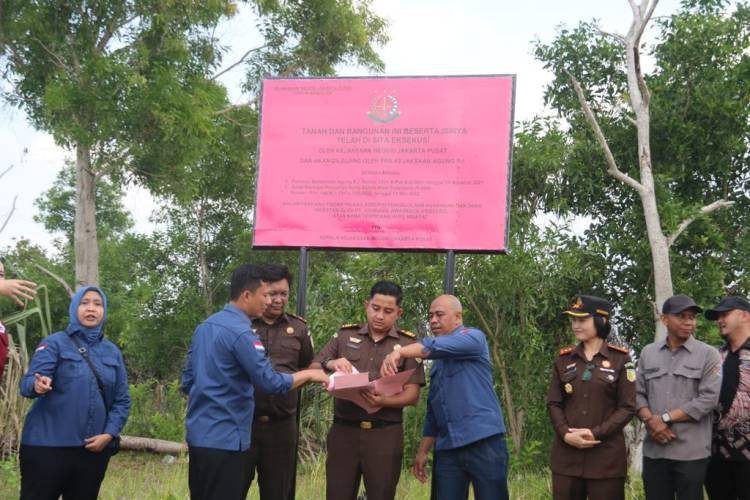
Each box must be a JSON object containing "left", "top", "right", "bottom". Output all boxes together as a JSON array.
[
  {"left": 661, "top": 412, "right": 673, "bottom": 426},
  {"left": 321, "top": 357, "right": 334, "bottom": 373}
]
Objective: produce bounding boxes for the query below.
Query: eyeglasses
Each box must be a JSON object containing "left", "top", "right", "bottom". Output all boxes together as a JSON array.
[{"left": 582, "top": 363, "right": 595, "bottom": 381}]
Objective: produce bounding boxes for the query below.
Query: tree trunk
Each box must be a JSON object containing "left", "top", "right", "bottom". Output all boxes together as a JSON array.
[
  {"left": 624, "top": 15, "right": 671, "bottom": 342},
  {"left": 74, "top": 143, "right": 99, "bottom": 287},
  {"left": 196, "top": 202, "right": 213, "bottom": 315},
  {"left": 119, "top": 435, "right": 187, "bottom": 454}
]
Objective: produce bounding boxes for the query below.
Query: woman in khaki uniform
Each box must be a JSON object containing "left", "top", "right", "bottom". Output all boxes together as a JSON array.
[{"left": 548, "top": 295, "right": 636, "bottom": 500}]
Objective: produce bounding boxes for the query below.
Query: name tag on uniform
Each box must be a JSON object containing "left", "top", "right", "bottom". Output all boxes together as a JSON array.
[
  {"left": 599, "top": 367, "right": 615, "bottom": 373},
  {"left": 565, "top": 363, "right": 576, "bottom": 370},
  {"left": 349, "top": 337, "right": 362, "bottom": 344}
]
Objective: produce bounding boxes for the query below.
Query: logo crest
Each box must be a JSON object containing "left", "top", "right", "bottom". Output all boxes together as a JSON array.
[
  {"left": 571, "top": 297, "right": 584, "bottom": 310},
  {"left": 367, "top": 91, "right": 400, "bottom": 123}
]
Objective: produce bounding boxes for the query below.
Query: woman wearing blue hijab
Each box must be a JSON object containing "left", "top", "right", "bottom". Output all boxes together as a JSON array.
[{"left": 19, "top": 286, "right": 130, "bottom": 500}]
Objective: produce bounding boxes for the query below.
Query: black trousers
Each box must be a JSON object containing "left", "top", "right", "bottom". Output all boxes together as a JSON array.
[
  {"left": 188, "top": 445, "right": 254, "bottom": 500},
  {"left": 705, "top": 456, "right": 750, "bottom": 500},
  {"left": 248, "top": 416, "right": 297, "bottom": 500},
  {"left": 642, "top": 456, "right": 709, "bottom": 500},
  {"left": 19, "top": 445, "right": 111, "bottom": 500}
]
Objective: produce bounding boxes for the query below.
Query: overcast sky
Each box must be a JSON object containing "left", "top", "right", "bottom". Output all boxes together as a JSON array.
[{"left": 0, "top": 0, "right": 683, "bottom": 252}]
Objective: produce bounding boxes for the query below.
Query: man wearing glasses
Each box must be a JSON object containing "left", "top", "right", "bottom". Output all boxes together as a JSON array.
[{"left": 636, "top": 294, "right": 722, "bottom": 500}]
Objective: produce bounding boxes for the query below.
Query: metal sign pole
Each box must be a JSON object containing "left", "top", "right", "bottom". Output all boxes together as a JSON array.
[{"left": 443, "top": 250, "right": 456, "bottom": 294}]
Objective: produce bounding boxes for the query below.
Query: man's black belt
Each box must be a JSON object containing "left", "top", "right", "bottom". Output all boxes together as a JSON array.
[
  {"left": 333, "top": 417, "right": 401, "bottom": 430},
  {"left": 254, "top": 414, "right": 293, "bottom": 424}
]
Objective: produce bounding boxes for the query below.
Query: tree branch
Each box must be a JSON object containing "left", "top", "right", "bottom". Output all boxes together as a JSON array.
[
  {"left": 637, "top": 0, "right": 660, "bottom": 40},
  {"left": 214, "top": 102, "right": 250, "bottom": 116},
  {"left": 666, "top": 199, "right": 735, "bottom": 247},
  {"left": 32, "top": 263, "right": 74, "bottom": 298},
  {"left": 597, "top": 28, "right": 625, "bottom": 44},
  {"left": 32, "top": 37, "right": 68, "bottom": 71},
  {"left": 0, "top": 165, "right": 13, "bottom": 180},
  {"left": 211, "top": 44, "right": 267, "bottom": 81},
  {"left": 96, "top": 14, "right": 139, "bottom": 53},
  {"left": 565, "top": 69, "right": 646, "bottom": 194},
  {"left": 0, "top": 195, "right": 17, "bottom": 234}
]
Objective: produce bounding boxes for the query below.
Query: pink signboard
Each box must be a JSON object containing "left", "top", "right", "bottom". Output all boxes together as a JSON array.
[{"left": 253, "top": 76, "right": 515, "bottom": 252}]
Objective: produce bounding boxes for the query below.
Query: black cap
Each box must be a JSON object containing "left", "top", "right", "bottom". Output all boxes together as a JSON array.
[
  {"left": 662, "top": 294, "right": 702, "bottom": 315},
  {"left": 562, "top": 295, "right": 611, "bottom": 318},
  {"left": 704, "top": 296, "right": 750, "bottom": 320}
]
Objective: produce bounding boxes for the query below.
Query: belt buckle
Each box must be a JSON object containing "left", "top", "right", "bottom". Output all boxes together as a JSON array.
[
  {"left": 360, "top": 421, "right": 373, "bottom": 430},
  {"left": 258, "top": 416, "right": 270, "bottom": 423}
]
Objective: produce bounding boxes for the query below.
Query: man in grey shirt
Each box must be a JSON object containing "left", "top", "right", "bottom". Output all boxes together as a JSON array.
[{"left": 636, "top": 294, "right": 722, "bottom": 500}]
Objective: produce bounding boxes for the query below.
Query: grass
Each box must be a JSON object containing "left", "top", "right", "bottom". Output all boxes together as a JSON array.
[{"left": 0, "top": 451, "right": 647, "bottom": 499}]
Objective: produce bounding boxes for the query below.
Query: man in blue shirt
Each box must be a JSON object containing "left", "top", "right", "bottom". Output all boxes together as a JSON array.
[
  {"left": 181, "top": 264, "right": 328, "bottom": 500},
  {"left": 381, "top": 294, "right": 509, "bottom": 500}
]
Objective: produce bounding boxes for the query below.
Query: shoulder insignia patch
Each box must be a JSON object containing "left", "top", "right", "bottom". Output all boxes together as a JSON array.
[
  {"left": 341, "top": 323, "right": 360, "bottom": 329},
  {"left": 558, "top": 346, "right": 574, "bottom": 356},
  {"left": 608, "top": 343, "right": 629, "bottom": 354},
  {"left": 287, "top": 312, "right": 307, "bottom": 324},
  {"left": 399, "top": 329, "right": 416, "bottom": 338}
]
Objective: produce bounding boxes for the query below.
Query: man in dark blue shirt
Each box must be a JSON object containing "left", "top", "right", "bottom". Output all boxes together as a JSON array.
[
  {"left": 181, "top": 264, "right": 328, "bottom": 500},
  {"left": 381, "top": 294, "right": 509, "bottom": 500}
]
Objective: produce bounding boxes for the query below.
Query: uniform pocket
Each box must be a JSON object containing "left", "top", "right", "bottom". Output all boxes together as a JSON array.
[
  {"left": 57, "top": 351, "right": 84, "bottom": 379},
  {"left": 280, "top": 337, "right": 301, "bottom": 352},
  {"left": 672, "top": 365, "right": 701, "bottom": 398},
  {"left": 100, "top": 356, "right": 119, "bottom": 390},
  {"left": 344, "top": 347, "right": 361, "bottom": 362}
]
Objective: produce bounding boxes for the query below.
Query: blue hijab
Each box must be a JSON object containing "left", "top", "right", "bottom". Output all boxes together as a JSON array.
[{"left": 65, "top": 285, "right": 108, "bottom": 343}]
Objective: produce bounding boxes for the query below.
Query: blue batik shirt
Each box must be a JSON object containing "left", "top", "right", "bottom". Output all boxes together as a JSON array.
[{"left": 421, "top": 325, "right": 506, "bottom": 450}]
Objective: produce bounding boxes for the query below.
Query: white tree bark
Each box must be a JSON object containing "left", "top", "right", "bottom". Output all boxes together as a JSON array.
[
  {"left": 568, "top": 0, "right": 734, "bottom": 342},
  {"left": 74, "top": 143, "right": 99, "bottom": 287}
]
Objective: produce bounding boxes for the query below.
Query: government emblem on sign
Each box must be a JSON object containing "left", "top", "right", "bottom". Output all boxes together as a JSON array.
[{"left": 367, "top": 91, "right": 400, "bottom": 123}]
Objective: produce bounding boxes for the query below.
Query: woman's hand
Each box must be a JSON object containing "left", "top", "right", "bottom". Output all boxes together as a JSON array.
[
  {"left": 33, "top": 373, "right": 53, "bottom": 395},
  {"left": 563, "top": 428, "right": 601, "bottom": 449},
  {"left": 84, "top": 433, "right": 113, "bottom": 453}
]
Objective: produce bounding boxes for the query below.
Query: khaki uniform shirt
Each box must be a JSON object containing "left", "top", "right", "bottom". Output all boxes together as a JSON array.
[
  {"left": 636, "top": 335, "right": 722, "bottom": 460},
  {"left": 251, "top": 313, "right": 314, "bottom": 419},
  {"left": 313, "top": 324, "right": 425, "bottom": 422},
  {"left": 548, "top": 343, "right": 636, "bottom": 478}
]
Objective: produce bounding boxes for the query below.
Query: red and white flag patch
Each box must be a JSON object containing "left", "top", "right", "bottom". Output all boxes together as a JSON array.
[
  {"left": 253, "top": 340, "right": 265, "bottom": 351},
  {"left": 35, "top": 343, "right": 48, "bottom": 352}
]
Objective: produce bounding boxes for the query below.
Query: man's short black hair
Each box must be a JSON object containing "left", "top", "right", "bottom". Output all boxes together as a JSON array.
[
  {"left": 230, "top": 264, "right": 267, "bottom": 300},
  {"left": 263, "top": 264, "right": 293, "bottom": 287},
  {"left": 369, "top": 280, "right": 403, "bottom": 305}
]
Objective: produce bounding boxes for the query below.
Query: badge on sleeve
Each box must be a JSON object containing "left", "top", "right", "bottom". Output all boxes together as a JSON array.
[
  {"left": 564, "top": 383, "right": 573, "bottom": 394},
  {"left": 625, "top": 361, "right": 636, "bottom": 382},
  {"left": 253, "top": 340, "right": 265, "bottom": 351}
]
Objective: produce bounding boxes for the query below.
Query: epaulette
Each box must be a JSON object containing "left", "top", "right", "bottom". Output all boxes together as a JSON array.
[
  {"left": 608, "top": 343, "right": 629, "bottom": 354},
  {"left": 558, "top": 346, "right": 574, "bottom": 356},
  {"left": 287, "top": 312, "right": 307, "bottom": 324},
  {"left": 398, "top": 329, "right": 416, "bottom": 338},
  {"left": 341, "top": 323, "right": 360, "bottom": 329}
]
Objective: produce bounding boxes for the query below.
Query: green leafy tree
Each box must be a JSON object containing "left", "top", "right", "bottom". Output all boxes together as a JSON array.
[{"left": 0, "top": 0, "right": 388, "bottom": 287}]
